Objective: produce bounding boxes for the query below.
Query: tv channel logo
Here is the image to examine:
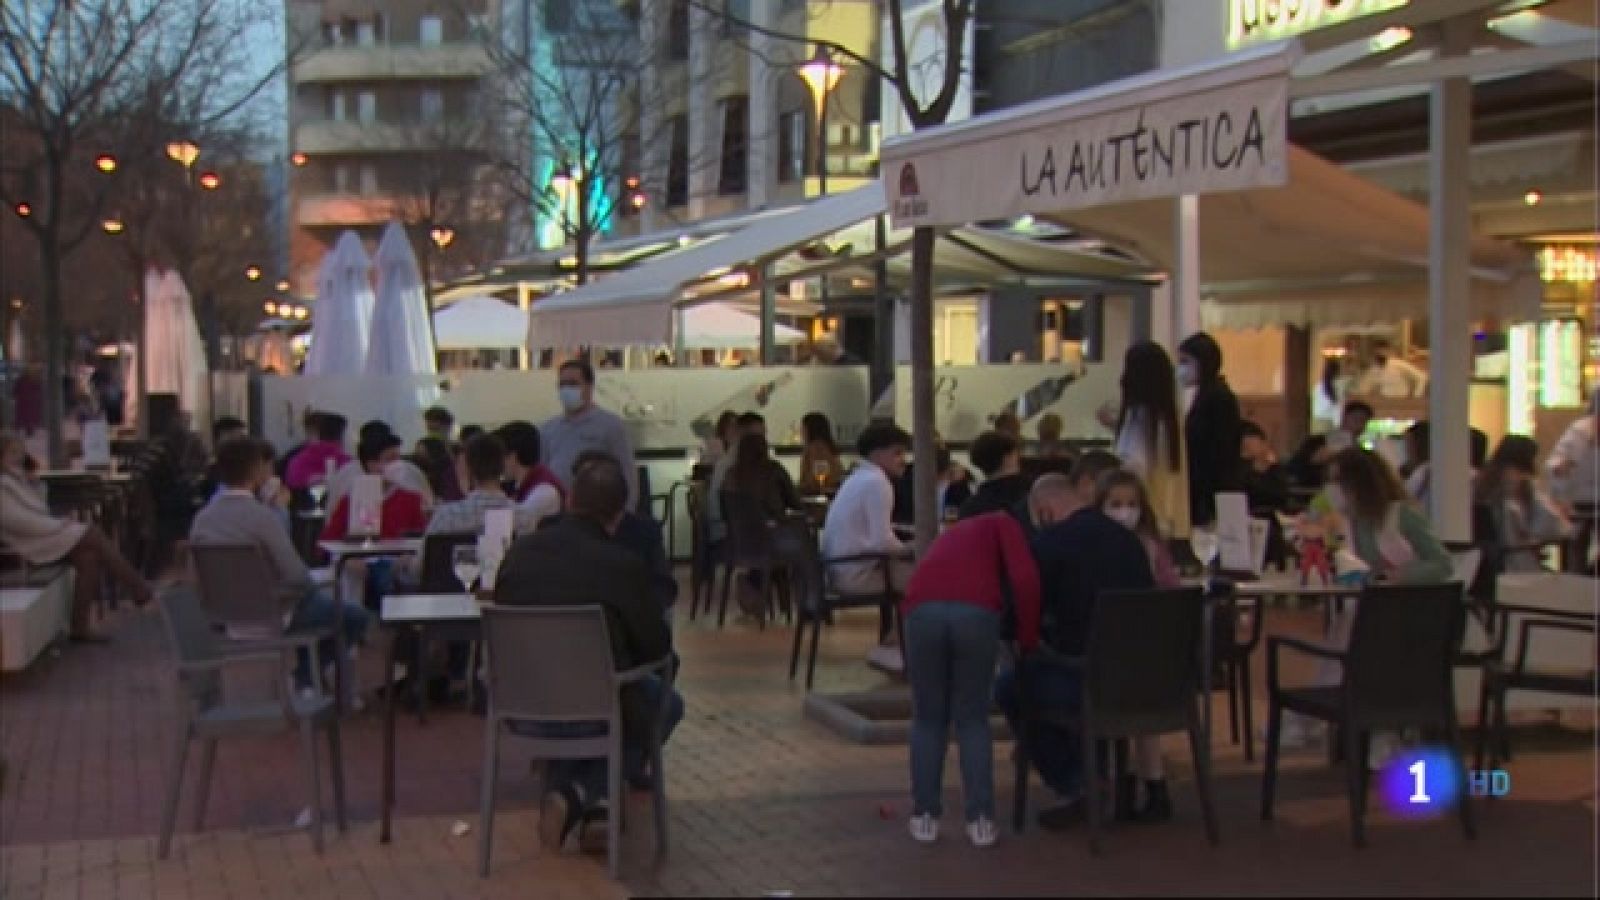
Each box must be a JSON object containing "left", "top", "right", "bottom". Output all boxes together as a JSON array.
[{"left": 1377, "top": 747, "right": 1510, "bottom": 818}]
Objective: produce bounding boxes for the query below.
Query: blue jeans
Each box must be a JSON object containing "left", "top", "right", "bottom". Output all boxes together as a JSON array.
[
  {"left": 906, "top": 602, "right": 1000, "bottom": 821},
  {"left": 510, "top": 674, "right": 684, "bottom": 804},
  {"left": 285, "top": 587, "right": 370, "bottom": 688},
  {"left": 995, "top": 657, "right": 1085, "bottom": 798}
]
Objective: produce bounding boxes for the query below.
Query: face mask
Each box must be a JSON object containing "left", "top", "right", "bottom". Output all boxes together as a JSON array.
[
  {"left": 381, "top": 459, "right": 410, "bottom": 487},
  {"left": 558, "top": 385, "right": 585, "bottom": 412},
  {"left": 1105, "top": 505, "right": 1141, "bottom": 531},
  {"left": 1177, "top": 361, "right": 1198, "bottom": 387}
]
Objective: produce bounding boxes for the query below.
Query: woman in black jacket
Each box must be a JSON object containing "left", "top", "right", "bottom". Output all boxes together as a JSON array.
[{"left": 1177, "top": 331, "right": 1242, "bottom": 529}]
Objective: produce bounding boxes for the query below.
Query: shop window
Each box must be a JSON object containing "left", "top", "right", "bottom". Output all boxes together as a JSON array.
[{"left": 717, "top": 95, "right": 748, "bottom": 196}]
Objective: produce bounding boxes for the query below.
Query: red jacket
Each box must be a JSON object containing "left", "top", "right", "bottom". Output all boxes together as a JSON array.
[
  {"left": 516, "top": 464, "right": 568, "bottom": 506},
  {"left": 903, "top": 512, "right": 1042, "bottom": 651},
  {"left": 320, "top": 489, "right": 428, "bottom": 543}
]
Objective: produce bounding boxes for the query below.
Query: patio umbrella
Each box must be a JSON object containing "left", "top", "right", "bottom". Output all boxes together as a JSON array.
[
  {"left": 432, "top": 295, "right": 528, "bottom": 350},
  {"left": 365, "top": 221, "right": 437, "bottom": 375},
  {"left": 304, "top": 231, "right": 375, "bottom": 376},
  {"left": 144, "top": 268, "right": 208, "bottom": 415}
]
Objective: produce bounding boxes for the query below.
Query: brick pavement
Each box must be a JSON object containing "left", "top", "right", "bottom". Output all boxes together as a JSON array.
[{"left": 2, "top": 578, "right": 1595, "bottom": 898}]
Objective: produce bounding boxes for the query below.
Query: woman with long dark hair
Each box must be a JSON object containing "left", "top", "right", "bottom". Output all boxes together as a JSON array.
[
  {"left": 1110, "top": 341, "right": 1190, "bottom": 538},
  {"left": 1177, "top": 332, "right": 1241, "bottom": 528},
  {"left": 798, "top": 411, "right": 844, "bottom": 496},
  {"left": 1475, "top": 435, "right": 1571, "bottom": 571},
  {"left": 726, "top": 432, "right": 802, "bottom": 519}
]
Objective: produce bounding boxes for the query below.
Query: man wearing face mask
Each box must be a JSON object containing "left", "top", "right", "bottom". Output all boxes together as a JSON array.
[
  {"left": 319, "top": 433, "right": 429, "bottom": 543},
  {"left": 541, "top": 358, "right": 638, "bottom": 508}
]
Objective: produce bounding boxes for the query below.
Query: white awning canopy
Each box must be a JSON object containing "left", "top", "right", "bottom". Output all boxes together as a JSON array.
[
  {"left": 433, "top": 295, "right": 530, "bottom": 349},
  {"left": 527, "top": 187, "right": 884, "bottom": 349},
  {"left": 880, "top": 41, "right": 1301, "bottom": 228},
  {"left": 679, "top": 303, "right": 806, "bottom": 349}
]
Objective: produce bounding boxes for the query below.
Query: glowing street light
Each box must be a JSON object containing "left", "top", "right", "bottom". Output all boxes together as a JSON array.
[
  {"left": 166, "top": 141, "right": 200, "bottom": 169},
  {"left": 94, "top": 154, "right": 118, "bottom": 174},
  {"left": 275, "top": 279, "right": 291, "bottom": 293},
  {"left": 292, "top": 305, "right": 309, "bottom": 320},
  {"left": 245, "top": 265, "right": 262, "bottom": 281},
  {"left": 263, "top": 300, "right": 278, "bottom": 316},
  {"left": 291, "top": 152, "right": 308, "bottom": 167},
  {"left": 430, "top": 227, "right": 456, "bottom": 250},
  {"left": 798, "top": 45, "right": 844, "bottom": 196},
  {"left": 102, "top": 217, "right": 125, "bottom": 235},
  {"left": 14, "top": 202, "right": 31, "bottom": 218},
  {"left": 197, "top": 171, "right": 222, "bottom": 190}
]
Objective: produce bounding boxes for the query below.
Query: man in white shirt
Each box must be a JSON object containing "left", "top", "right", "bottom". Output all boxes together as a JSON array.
[
  {"left": 821, "top": 422, "right": 914, "bottom": 673},
  {"left": 1547, "top": 390, "right": 1599, "bottom": 571},
  {"left": 1353, "top": 340, "right": 1428, "bottom": 398}
]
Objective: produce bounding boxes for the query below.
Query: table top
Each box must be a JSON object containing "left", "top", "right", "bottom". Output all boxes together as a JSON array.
[
  {"left": 382, "top": 592, "right": 481, "bottom": 623},
  {"left": 1182, "top": 571, "right": 1363, "bottom": 598},
  {"left": 319, "top": 538, "right": 423, "bottom": 558}
]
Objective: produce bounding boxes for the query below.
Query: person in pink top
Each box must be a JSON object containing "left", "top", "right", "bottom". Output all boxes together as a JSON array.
[
  {"left": 1097, "top": 468, "right": 1180, "bottom": 822},
  {"left": 285, "top": 413, "right": 351, "bottom": 491}
]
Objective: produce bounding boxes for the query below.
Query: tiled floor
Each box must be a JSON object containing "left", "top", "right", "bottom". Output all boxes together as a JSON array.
[{"left": 2, "top": 578, "right": 1595, "bottom": 898}]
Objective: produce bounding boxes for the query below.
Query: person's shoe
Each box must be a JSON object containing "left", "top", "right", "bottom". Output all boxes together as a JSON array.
[
  {"left": 538, "top": 786, "right": 581, "bottom": 852},
  {"left": 908, "top": 813, "right": 939, "bottom": 844},
  {"left": 867, "top": 643, "right": 905, "bottom": 674},
  {"left": 1136, "top": 780, "right": 1173, "bottom": 823},
  {"left": 965, "top": 816, "right": 998, "bottom": 848},
  {"left": 1037, "top": 796, "right": 1085, "bottom": 832}
]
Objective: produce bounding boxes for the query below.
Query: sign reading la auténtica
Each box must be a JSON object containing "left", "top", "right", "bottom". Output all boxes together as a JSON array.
[{"left": 879, "top": 42, "right": 1298, "bottom": 229}]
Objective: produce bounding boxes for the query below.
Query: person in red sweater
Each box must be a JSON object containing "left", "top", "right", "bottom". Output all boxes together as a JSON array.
[
  {"left": 319, "top": 433, "right": 429, "bottom": 542},
  {"left": 901, "top": 510, "right": 1042, "bottom": 848}
]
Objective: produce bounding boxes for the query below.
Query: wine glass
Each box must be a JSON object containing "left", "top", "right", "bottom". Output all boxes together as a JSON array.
[
  {"left": 308, "top": 482, "right": 327, "bottom": 512},
  {"left": 452, "top": 545, "right": 481, "bottom": 594},
  {"left": 1190, "top": 528, "right": 1220, "bottom": 575},
  {"left": 811, "top": 459, "right": 831, "bottom": 491}
]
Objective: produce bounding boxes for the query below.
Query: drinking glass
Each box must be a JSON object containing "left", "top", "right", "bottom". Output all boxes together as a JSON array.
[
  {"left": 1190, "top": 528, "right": 1220, "bottom": 572},
  {"left": 452, "top": 545, "right": 481, "bottom": 594},
  {"left": 811, "top": 459, "right": 831, "bottom": 490},
  {"left": 308, "top": 483, "right": 327, "bottom": 511}
]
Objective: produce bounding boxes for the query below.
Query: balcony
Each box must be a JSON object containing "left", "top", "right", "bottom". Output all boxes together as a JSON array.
[
  {"left": 293, "top": 43, "right": 493, "bottom": 83},
  {"left": 295, "top": 193, "right": 413, "bottom": 228},
  {"left": 294, "top": 118, "right": 480, "bottom": 155}
]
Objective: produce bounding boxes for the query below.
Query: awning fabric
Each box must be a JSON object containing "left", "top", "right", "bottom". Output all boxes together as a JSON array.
[
  {"left": 1053, "top": 145, "right": 1539, "bottom": 329},
  {"left": 679, "top": 303, "right": 806, "bottom": 349},
  {"left": 433, "top": 295, "right": 530, "bottom": 349},
  {"left": 528, "top": 186, "right": 885, "bottom": 349}
]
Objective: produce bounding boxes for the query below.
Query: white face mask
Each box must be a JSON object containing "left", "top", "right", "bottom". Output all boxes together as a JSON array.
[
  {"left": 381, "top": 459, "right": 410, "bottom": 487},
  {"left": 1105, "top": 504, "right": 1141, "bottom": 531},
  {"left": 558, "top": 385, "right": 585, "bottom": 413},
  {"left": 1177, "top": 361, "right": 1198, "bottom": 387}
]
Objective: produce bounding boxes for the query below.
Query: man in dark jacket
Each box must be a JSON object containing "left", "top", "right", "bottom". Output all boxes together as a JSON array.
[
  {"left": 958, "top": 430, "right": 1031, "bottom": 520},
  {"left": 494, "top": 456, "right": 682, "bottom": 851},
  {"left": 995, "top": 454, "right": 1154, "bottom": 831}
]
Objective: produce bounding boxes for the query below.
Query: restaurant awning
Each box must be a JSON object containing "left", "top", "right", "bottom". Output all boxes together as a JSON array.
[
  {"left": 679, "top": 303, "right": 807, "bottom": 349},
  {"left": 433, "top": 295, "right": 529, "bottom": 350},
  {"left": 527, "top": 187, "right": 884, "bottom": 348}
]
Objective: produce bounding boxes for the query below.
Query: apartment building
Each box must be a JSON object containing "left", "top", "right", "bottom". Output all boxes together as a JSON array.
[{"left": 284, "top": 0, "right": 501, "bottom": 294}]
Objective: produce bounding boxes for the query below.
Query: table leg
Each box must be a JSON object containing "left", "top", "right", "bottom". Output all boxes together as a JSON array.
[
  {"left": 332, "top": 557, "right": 349, "bottom": 716},
  {"left": 381, "top": 623, "right": 399, "bottom": 844}
]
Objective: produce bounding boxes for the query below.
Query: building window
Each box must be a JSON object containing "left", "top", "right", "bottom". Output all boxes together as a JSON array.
[
  {"left": 777, "top": 109, "right": 805, "bottom": 183},
  {"left": 666, "top": 0, "right": 689, "bottom": 61},
  {"left": 356, "top": 19, "right": 377, "bottom": 46},
  {"left": 321, "top": 21, "right": 341, "bottom": 46},
  {"left": 419, "top": 88, "right": 443, "bottom": 122},
  {"left": 333, "top": 164, "right": 352, "bottom": 193},
  {"left": 357, "top": 91, "right": 376, "bottom": 123},
  {"left": 419, "top": 15, "right": 443, "bottom": 45},
  {"left": 717, "top": 95, "right": 748, "bottom": 196},
  {"left": 329, "top": 88, "right": 346, "bottom": 121},
  {"left": 546, "top": 0, "right": 572, "bottom": 33},
  {"left": 359, "top": 164, "right": 378, "bottom": 195},
  {"left": 666, "top": 115, "right": 689, "bottom": 207}
]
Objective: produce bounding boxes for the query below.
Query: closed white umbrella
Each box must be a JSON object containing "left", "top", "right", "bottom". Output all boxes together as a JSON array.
[
  {"left": 433, "top": 295, "right": 529, "bottom": 350},
  {"left": 305, "top": 231, "right": 375, "bottom": 376},
  {"left": 678, "top": 302, "right": 806, "bottom": 350},
  {"left": 144, "top": 268, "right": 208, "bottom": 413},
  {"left": 365, "top": 221, "right": 437, "bottom": 375}
]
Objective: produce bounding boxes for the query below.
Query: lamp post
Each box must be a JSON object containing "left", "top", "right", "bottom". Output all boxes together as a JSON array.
[{"left": 798, "top": 45, "right": 844, "bottom": 198}]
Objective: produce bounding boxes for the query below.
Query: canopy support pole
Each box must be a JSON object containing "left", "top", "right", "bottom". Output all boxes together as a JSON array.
[
  {"left": 517, "top": 283, "right": 534, "bottom": 371},
  {"left": 1173, "top": 193, "right": 1202, "bottom": 347},
  {"left": 758, "top": 259, "right": 777, "bottom": 366},
  {"left": 1428, "top": 16, "right": 1475, "bottom": 542},
  {"left": 870, "top": 214, "right": 894, "bottom": 418}
]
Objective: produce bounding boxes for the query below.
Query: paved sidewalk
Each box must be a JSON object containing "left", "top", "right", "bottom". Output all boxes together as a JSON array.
[{"left": 2, "top": 580, "right": 1595, "bottom": 897}]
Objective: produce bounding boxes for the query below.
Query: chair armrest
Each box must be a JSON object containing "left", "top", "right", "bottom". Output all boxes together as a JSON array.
[
  {"left": 1268, "top": 635, "right": 1347, "bottom": 662},
  {"left": 616, "top": 655, "right": 673, "bottom": 685},
  {"left": 1511, "top": 616, "right": 1596, "bottom": 677}
]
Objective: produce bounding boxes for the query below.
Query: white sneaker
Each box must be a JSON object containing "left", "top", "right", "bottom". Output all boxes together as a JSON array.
[
  {"left": 966, "top": 817, "right": 998, "bottom": 848},
  {"left": 867, "top": 643, "right": 905, "bottom": 674},
  {"left": 908, "top": 813, "right": 939, "bottom": 844}
]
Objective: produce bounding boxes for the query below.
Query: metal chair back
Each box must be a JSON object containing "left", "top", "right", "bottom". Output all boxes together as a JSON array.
[
  {"left": 1085, "top": 587, "right": 1207, "bottom": 728},
  {"left": 190, "top": 542, "right": 288, "bottom": 633},
  {"left": 721, "top": 489, "right": 777, "bottom": 567}
]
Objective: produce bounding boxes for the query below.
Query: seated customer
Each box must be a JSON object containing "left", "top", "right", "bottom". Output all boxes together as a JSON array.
[
  {"left": 198, "top": 416, "right": 248, "bottom": 501},
  {"left": 707, "top": 412, "right": 767, "bottom": 543},
  {"left": 320, "top": 433, "right": 429, "bottom": 542},
  {"left": 496, "top": 421, "right": 565, "bottom": 526},
  {"left": 723, "top": 432, "right": 802, "bottom": 521},
  {"left": 493, "top": 457, "right": 681, "bottom": 850},
  {"left": 1238, "top": 421, "right": 1290, "bottom": 513},
  {"left": 0, "top": 432, "right": 153, "bottom": 641},
  {"left": 1326, "top": 447, "right": 1450, "bottom": 584},
  {"left": 1287, "top": 402, "right": 1373, "bottom": 491},
  {"left": 426, "top": 433, "right": 543, "bottom": 536},
  {"left": 1474, "top": 435, "right": 1571, "bottom": 572},
  {"left": 822, "top": 422, "right": 916, "bottom": 673},
  {"left": 565, "top": 450, "right": 678, "bottom": 620},
  {"left": 191, "top": 437, "right": 368, "bottom": 688},
  {"left": 893, "top": 442, "right": 972, "bottom": 525},
  {"left": 959, "top": 430, "right": 1031, "bottom": 520},
  {"left": 994, "top": 455, "right": 1156, "bottom": 831},
  {"left": 285, "top": 412, "right": 351, "bottom": 491},
  {"left": 797, "top": 411, "right": 845, "bottom": 497},
  {"left": 1035, "top": 413, "right": 1069, "bottom": 459}
]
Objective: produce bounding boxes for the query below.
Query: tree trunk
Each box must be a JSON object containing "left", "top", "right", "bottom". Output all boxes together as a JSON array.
[
  {"left": 42, "top": 239, "right": 66, "bottom": 466},
  {"left": 574, "top": 227, "right": 592, "bottom": 287},
  {"left": 909, "top": 226, "right": 938, "bottom": 555}
]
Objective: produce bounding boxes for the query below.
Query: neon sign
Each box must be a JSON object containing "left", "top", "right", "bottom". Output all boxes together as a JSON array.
[{"left": 1227, "top": 0, "right": 1407, "bottom": 49}]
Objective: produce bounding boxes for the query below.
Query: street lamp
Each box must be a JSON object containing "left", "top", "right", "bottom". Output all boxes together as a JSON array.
[
  {"left": 292, "top": 305, "right": 309, "bottom": 320},
  {"left": 290, "top": 152, "right": 308, "bottom": 167},
  {"left": 95, "top": 154, "right": 118, "bottom": 174},
  {"left": 245, "top": 265, "right": 262, "bottom": 281},
  {"left": 166, "top": 141, "right": 200, "bottom": 169},
  {"left": 263, "top": 300, "right": 278, "bottom": 317},
  {"left": 430, "top": 227, "right": 455, "bottom": 250},
  {"left": 798, "top": 44, "right": 844, "bottom": 196},
  {"left": 14, "top": 202, "right": 31, "bottom": 218},
  {"left": 197, "top": 171, "right": 222, "bottom": 190},
  {"left": 275, "top": 279, "right": 291, "bottom": 293}
]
